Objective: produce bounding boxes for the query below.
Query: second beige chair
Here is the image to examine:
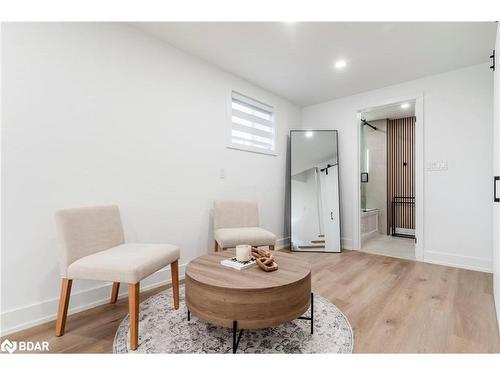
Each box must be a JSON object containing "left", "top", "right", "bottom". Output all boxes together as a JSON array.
[
  {"left": 54, "top": 205, "right": 180, "bottom": 351},
  {"left": 213, "top": 200, "right": 276, "bottom": 252}
]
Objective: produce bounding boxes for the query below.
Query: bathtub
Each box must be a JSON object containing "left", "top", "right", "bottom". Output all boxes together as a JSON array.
[{"left": 361, "top": 208, "right": 379, "bottom": 241}]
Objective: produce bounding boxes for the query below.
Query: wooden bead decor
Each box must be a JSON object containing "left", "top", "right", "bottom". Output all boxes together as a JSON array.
[{"left": 251, "top": 247, "right": 278, "bottom": 272}]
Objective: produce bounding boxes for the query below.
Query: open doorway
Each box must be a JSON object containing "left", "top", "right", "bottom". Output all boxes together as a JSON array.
[{"left": 359, "top": 100, "right": 416, "bottom": 260}]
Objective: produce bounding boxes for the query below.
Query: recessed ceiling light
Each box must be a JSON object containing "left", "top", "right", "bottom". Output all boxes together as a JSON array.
[
  {"left": 305, "top": 131, "right": 314, "bottom": 138},
  {"left": 334, "top": 60, "right": 347, "bottom": 69},
  {"left": 400, "top": 103, "right": 410, "bottom": 109}
]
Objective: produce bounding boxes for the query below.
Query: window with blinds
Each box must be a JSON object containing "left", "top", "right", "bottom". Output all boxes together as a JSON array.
[{"left": 229, "top": 91, "right": 276, "bottom": 154}]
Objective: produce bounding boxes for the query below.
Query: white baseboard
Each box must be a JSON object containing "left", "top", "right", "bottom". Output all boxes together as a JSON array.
[
  {"left": 424, "top": 250, "right": 492, "bottom": 273},
  {"left": 361, "top": 230, "right": 377, "bottom": 243},
  {"left": 276, "top": 237, "right": 290, "bottom": 250},
  {"left": 0, "top": 263, "right": 186, "bottom": 336},
  {"left": 341, "top": 237, "right": 353, "bottom": 250}
]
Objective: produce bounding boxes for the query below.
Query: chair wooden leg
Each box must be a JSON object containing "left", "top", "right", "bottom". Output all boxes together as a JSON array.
[
  {"left": 269, "top": 245, "right": 275, "bottom": 251},
  {"left": 128, "top": 283, "right": 140, "bottom": 351},
  {"left": 55, "top": 278, "right": 72, "bottom": 337},
  {"left": 171, "top": 260, "right": 180, "bottom": 310},
  {"left": 110, "top": 282, "right": 120, "bottom": 304},
  {"left": 214, "top": 240, "right": 219, "bottom": 252}
]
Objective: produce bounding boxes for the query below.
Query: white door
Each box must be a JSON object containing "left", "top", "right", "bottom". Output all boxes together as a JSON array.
[
  {"left": 320, "top": 164, "right": 341, "bottom": 252},
  {"left": 493, "top": 24, "right": 500, "bottom": 332}
]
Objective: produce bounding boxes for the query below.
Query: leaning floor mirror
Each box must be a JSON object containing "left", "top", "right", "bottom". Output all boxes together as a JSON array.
[{"left": 290, "top": 130, "right": 341, "bottom": 253}]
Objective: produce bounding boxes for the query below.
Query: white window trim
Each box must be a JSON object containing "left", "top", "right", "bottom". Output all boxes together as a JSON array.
[{"left": 226, "top": 91, "right": 278, "bottom": 156}]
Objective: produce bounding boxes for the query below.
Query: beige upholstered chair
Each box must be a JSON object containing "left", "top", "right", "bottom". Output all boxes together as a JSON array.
[
  {"left": 213, "top": 200, "right": 276, "bottom": 251},
  {"left": 54, "top": 205, "right": 180, "bottom": 350}
]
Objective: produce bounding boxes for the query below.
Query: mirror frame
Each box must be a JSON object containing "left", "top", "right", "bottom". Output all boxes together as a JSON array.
[{"left": 289, "top": 129, "right": 342, "bottom": 253}]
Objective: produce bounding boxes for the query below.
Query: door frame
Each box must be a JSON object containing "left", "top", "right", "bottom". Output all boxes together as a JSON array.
[
  {"left": 353, "top": 94, "right": 424, "bottom": 260},
  {"left": 493, "top": 23, "right": 500, "bottom": 333}
]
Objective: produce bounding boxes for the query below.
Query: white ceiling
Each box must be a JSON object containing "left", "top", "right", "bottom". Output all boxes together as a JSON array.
[
  {"left": 362, "top": 100, "right": 416, "bottom": 121},
  {"left": 134, "top": 22, "right": 496, "bottom": 106}
]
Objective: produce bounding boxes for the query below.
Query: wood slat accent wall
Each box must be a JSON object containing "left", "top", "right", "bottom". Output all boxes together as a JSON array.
[{"left": 386, "top": 116, "right": 415, "bottom": 233}]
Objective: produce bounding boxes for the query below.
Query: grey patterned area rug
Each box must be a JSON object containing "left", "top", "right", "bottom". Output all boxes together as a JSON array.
[{"left": 113, "top": 285, "right": 353, "bottom": 354}]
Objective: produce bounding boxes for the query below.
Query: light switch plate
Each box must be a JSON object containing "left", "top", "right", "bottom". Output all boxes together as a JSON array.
[{"left": 426, "top": 161, "right": 448, "bottom": 171}]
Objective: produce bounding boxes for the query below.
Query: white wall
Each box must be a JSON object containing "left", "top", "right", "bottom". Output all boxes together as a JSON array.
[
  {"left": 1, "top": 23, "right": 300, "bottom": 334},
  {"left": 302, "top": 63, "right": 494, "bottom": 271}
]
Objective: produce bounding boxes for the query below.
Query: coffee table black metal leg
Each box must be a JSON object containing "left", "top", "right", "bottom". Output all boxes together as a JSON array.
[
  {"left": 297, "top": 292, "right": 314, "bottom": 334},
  {"left": 231, "top": 293, "right": 312, "bottom": 353},
  {"left": 310, "top": 292, "right": 314, "bottom": 334},
  {"left": 187, "top": 309, "right": 191, "bottom": 321},
  {"left": 232, "top": 320, "right": 244, "bottom": 353}
]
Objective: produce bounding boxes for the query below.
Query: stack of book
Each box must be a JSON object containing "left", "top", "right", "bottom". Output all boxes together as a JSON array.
[{"left": 220, "top": 257, "right": 256, "bottom": 270}]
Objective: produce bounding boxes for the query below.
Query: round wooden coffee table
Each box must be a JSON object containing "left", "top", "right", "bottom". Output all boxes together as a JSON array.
[{"left": 185, "top": 250, "right": 313, "bottom": 353}]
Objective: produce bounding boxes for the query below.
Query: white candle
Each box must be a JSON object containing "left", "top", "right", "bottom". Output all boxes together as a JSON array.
[{"left": 236, "top": 244, "right": 251, "bottom": 262}]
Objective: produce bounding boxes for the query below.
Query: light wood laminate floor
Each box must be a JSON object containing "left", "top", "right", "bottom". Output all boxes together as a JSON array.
[{"left": 2, "top": 250, "right": 499, "bottom": 353}]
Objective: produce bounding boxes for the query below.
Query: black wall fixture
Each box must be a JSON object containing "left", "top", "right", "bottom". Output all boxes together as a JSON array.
[
  {"left": 491, "top": 50, "right": 495, "bottom": 71},
  {"left": 320, "top": 163, "right": 337, "bottom": 175},
  {"left": 361, "top": 119, "right": 378, "bottom": 131},
  {"left": 495, "top": 176, "right": 500, "bottom": 203}
]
